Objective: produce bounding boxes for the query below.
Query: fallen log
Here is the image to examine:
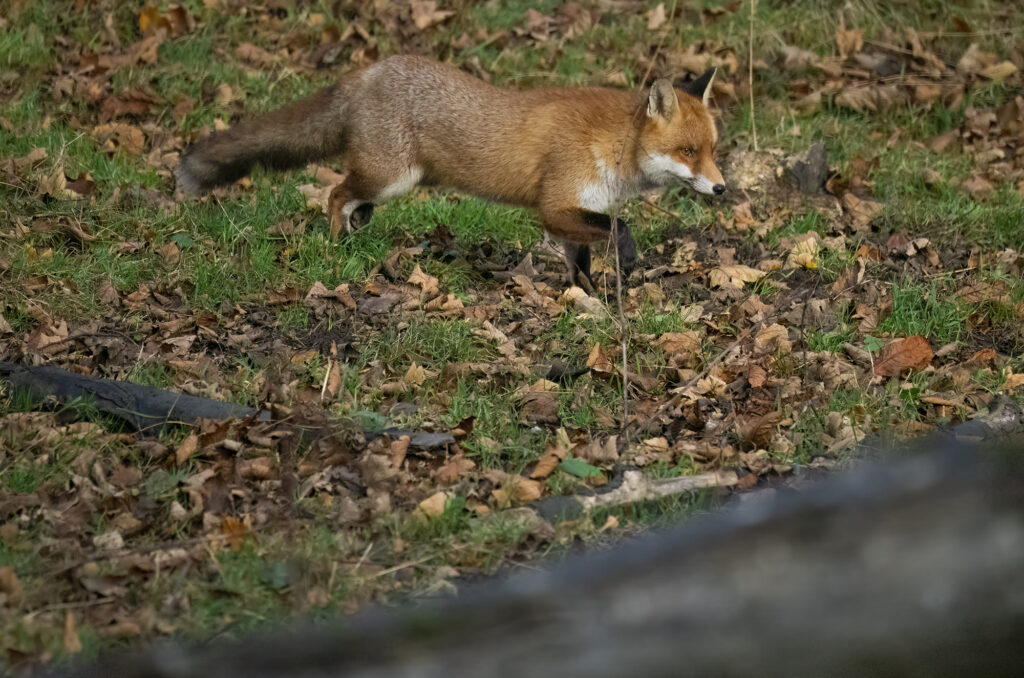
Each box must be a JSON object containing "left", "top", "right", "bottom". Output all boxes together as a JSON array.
[
  {"left": 57, "top": 440, "right": 1024, "bottom": 678},
  {"left": 0, "top": 361, "right": 261, "bottom": 432},
  {"left": 0, "top": 362, "right": 455, "bottom": 450}
]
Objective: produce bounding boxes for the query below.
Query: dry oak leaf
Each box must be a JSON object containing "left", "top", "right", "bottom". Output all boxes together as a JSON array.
[
  {"left": 410, "top": 1, "right": 455, "bottom": 30},
  {"left": 656, "top": 331, "right": 703, "bottom": 366},
  {"left": 93, "top": 123, "right": 145, "bottom": 155},
  {"left": 437, "top": 453, "right": 475, "bottom": 485},
  {"left": 842, "top": 192, "right": 884, "bottom": 230},
  {"left": 490, "top": 473, "right": 543, "bottom": 505},
  {"left": 560, "top": 285, "right": 607, "bottom": 316},
  {"left": 175, "top": 432, "right": 200, "bottom": 465},
  {"left": 236, "top": 42, "right": 278, "bottom": 67},
  {"left": 408, "top": 265, "right": 440, "bottom": 297},
  {"left": 835, "top": 18, "right": 864, "bottom": 58},
  {"left": 417, "top": 491, "right": 450, "bottom": 518},
  {"left": 404, "top": 362, "right": 430, "bottom": 387},
  {"left": 646, "top": 3, "right": 667, "bottom": 30},
  {"left": 785, "top": 231, "right": 820, "bottom": 269},
  {"left": 531, "top": 444, "right": 568, "bottom": 480},
  {"left": 747, "top": 363, "right": 767, "bottom": 388},
  {"left": 754, "top": 323, "right": 792, "bottom": 355},
  {"left": 1003, "top": 372, "right": 1024, "bottom": 392},
  {"left": 0, "top": 566, "right": 23, "bottom": 604},
  {"left": 708, "top": 264, "right": 765, "bottom": 289},
  {"left": 981, "top": 61, "right": 1018, "bottom": 80},
  {"left": 872, "top": 336, "right": 933, "bottom": 377},
  {"left": 586, "top": 342, "right": 614, "bottom": 378}
]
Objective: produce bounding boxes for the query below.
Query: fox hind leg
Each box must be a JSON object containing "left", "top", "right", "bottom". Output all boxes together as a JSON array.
[
  {"left": 328, "top": 174, "right": 377, "bottom": 238},
  {"left": 328, "top": 166, "right": 423, "bottom": 238}
]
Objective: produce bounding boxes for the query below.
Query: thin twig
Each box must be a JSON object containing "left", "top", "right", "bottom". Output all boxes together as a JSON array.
[
  {"left": 604, "top": 0, "right": 679, "bottom": 442},
  {"left": 748, "top": 0, "right": 759, "bottom": 151}
]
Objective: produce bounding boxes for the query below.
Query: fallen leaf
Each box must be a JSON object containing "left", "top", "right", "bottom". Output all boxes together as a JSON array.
[
  {"left": 708, "top": 264, "right": 766, "bottom": 288},
  {"left": 0, "top": 566, "right": 22, "bottom": 604},
  {"left": 408, "top": 265, "right": 440, "bottom": 297},
  {"left": 63, "top": 612, "right": 83, "bottom": 653},
  {"left": 417, "top": 491, "right": 449, "bottom": 518},
  {"left": 646, "top": 3, "right": 667, "bottom": 30},
  {"left": 157, "top": 242, "right": 180, "bottom": 264},
  {"left": 531, "top": 434, "right": 570, "bottom": 479},
  {"left": 175, "top": 432, "right": 199, "bottom": 465},
  {"left": 437, "top": 454, "right": 475, "bottom": 485},
  {"left": 586, "top": 342, "right": 614, "bottom": 379},
  {"left": 93, "top": 123, "right": 145, "bottom": 155},
  {"left": 410, "top": 1, "right": 454, "bottom": 30},
  {"left": 872, "top": 336, "right": 933, "bottom": 377},
  {"left": 404, "top": 363, "right": 429, "bottom": 387},
  {"left": 835, "top": 18, "right": 864, "bottom": 57}
]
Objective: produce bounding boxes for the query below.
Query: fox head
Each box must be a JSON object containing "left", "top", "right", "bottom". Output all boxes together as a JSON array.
[{"left": 637, "top": 68, "right": 725, "bottom": 196}]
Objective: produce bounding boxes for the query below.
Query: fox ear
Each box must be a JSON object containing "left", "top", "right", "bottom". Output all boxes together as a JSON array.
[
  {"left": 647, "top": 79, "right": 679, "bottom": 121},
  {"left": 683, "top": 68, "right": 717, "bottom": 106}
]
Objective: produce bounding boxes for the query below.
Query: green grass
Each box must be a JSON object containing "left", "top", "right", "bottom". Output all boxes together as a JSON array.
[{"left": 880, "top": 281, "right": 971, "bottom": 344}]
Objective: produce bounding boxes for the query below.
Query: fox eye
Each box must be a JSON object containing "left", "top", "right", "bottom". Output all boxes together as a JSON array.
[{"left": 681, "top": 147, "right": 696, "bottom": 157}]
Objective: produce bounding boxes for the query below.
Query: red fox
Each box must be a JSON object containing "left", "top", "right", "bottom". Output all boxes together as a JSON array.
[{"left": 175, "top": 55, "right": 725, "bottom": 287}]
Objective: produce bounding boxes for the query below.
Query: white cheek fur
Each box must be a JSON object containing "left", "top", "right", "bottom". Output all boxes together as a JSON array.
[{"left": 641, "top": 153, "right": 695, "bottom": 185}]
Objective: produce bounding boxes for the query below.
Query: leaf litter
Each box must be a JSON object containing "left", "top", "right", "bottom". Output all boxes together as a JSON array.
[{"left": 2, "top": 0, "right": 1024, "bottom": 666}]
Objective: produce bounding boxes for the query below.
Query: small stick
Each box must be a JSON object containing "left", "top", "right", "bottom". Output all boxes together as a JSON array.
[{"left": 748, "top": 0, "right": 759, "bottom": 151}]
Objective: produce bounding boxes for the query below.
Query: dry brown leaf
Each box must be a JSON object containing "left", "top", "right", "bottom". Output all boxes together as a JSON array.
[
  {"left": 560, "top": 285, "right": 607, "bottom": 316},
  {"left": 410, "top": 1, "right": 454, "bottom": 30},
  {"left": 872, "top": 336, "right": 933, "bottom": 377},
  {"left": 175, "top": 432, "right": 199, "bottom": 465},
  {"left": 63, "top": 612, "right": 83, "bottom": 654},
  {"left": 157, "top": 242, "right": 180, "bottom": 264},
  {"left": 404, "top": 362, "right": 429, "bottom": 387},
  {"left": 708, "top": 264, "right": 765, "bottom": 288},
  {"left": 835, "top": 19, "right": 864, "bottom": 58},
  {"left": 0, "top": 566, "right": 22, "bottom": 604},
  {"left": 754, "top": 323, "right": 792, "bottom": 355},
  {"left": 236, "top": 42, "right": 277, "bottom": 67},
  {"left": 93, "top": 123, "right": 145, "bottom": 155},
  {"left": 656, "top": 331, "right": 703, "bottom": 367},
  {"left": 586, "top": 342, "right": 614, "bottom": 378},
  {"left": 962, "top": 175, "right": 994, "bottom": 199},
  {"left": 408, "top": 265, "right": 440, "bottom": 297},
  {"left": 492, "top": 476, "right": 542, "bottom": 505},
  {"left": 297, "top": 183, "right": 332, "bottom": 212},
  {"left": 784, "top": 232, "right": 820, "bottom": 269},
  {"left": 221, "top": 515, "right": 250, "bottom": 551},
  {"left": 980, "top": 61, "right": 1018, "bottom": 80},
  {"left": 747, "top": 363, "right": 767, "bottom": 388},
  {"left": 646, "top": 3, "right": 667, "bottom": 30},
  {"left": 957, "top": 44, "right": 997, "bottom": 76},
  {"left": 1003, "top": 373, "right": 1024, "bottom": 392},
  {"left": 414, "top": 492, "right": 448, "bottom": 520},
  {"left": 437, "top": 453, "right": 475, "bottom": 485},
  {"left": 842, "top": 192, "right": 884, "bottom": 230}
]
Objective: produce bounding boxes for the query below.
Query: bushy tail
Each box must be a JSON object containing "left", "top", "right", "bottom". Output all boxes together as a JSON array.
[{"left": 175, "top": 85, "right": 346, "bottom": 194}]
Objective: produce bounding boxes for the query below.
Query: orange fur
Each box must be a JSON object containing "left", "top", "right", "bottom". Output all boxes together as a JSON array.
[{"left": 176, "top": 56, "right": 724, "bottom": 285}]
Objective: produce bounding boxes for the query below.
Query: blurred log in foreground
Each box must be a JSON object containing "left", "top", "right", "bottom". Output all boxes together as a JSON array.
[{"left": 63, "top": 442, "right": 1024, "bottom": 678}]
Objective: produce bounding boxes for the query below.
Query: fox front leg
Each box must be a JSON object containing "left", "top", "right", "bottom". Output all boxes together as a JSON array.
[{"left": 545, "top": 208, "right": 638, "bottom": 288}]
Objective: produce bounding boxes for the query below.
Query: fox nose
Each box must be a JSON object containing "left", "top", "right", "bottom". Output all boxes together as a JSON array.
[{"left": 713, "top": 184, "right": 726, "bottom": 195}]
